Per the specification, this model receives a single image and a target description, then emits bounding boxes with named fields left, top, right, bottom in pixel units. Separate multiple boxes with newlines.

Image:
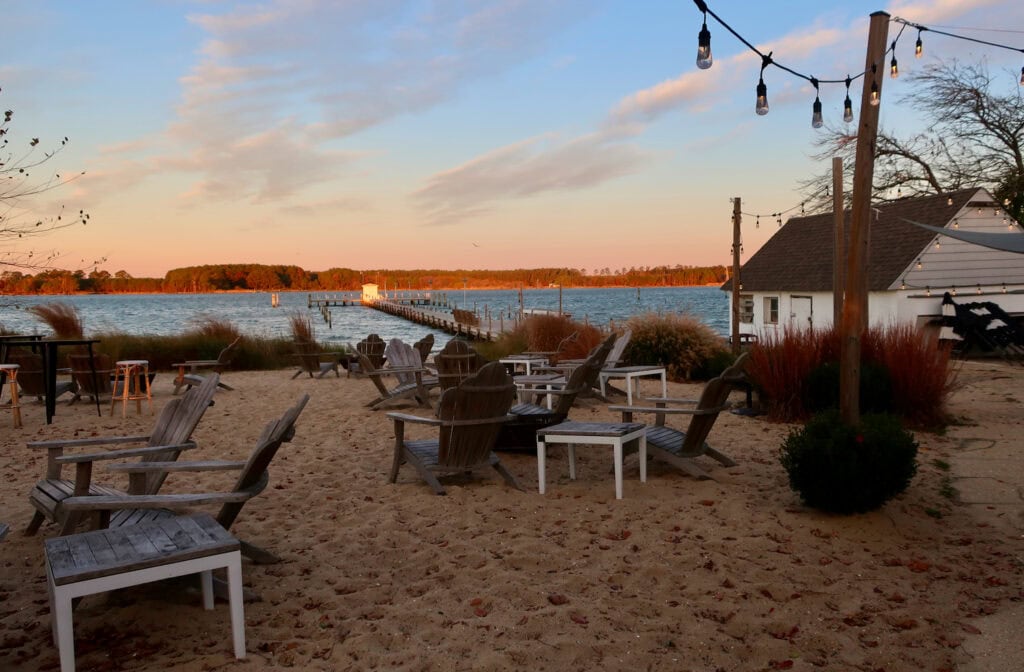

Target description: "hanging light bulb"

left=953, top=218, right=959, bottom=229
left=809, top=78, right=823, bottom=128
left=947, top=195, right=953, bottom=206
left=915, top=30, right=923, bottom=58
left=1020, top=65, right=1024, bottom=86
left=756, top=77, right=769, bottom=115
left=977, top=284, right=982, bottom=295
left=901, top=278, right=906, bottom=290
left=926, top=286, right=931, bottom=297
left=843, top=76, right=854, bottom=123
left=870, top=79, right=880, bottom=106
left=890, top=42, right=899, bottom=79
left=696, top=15, right=713, bottom=69
left=755, top=215, right=760, bottom=229
left=916, top=258, right=923, bottom=270
left=951, top=285, right=957, bottom=296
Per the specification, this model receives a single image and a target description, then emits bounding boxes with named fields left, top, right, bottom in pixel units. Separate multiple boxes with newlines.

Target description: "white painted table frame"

left=46, top=548, right=245, bottom=672
left=498, top=355, right=549, bottom=376
left=599, top=366, right=668, bottom=405
left=537, top=424, right=647, bottom=500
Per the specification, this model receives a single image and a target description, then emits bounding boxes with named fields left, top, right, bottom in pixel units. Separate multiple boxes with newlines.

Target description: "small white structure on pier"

left=361, top=283, right=380, bottom=304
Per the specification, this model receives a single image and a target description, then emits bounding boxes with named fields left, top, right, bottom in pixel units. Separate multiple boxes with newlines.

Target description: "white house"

left=722, top=188, right=1024, bottom=337
left=361, top=283, right=380, bottom=303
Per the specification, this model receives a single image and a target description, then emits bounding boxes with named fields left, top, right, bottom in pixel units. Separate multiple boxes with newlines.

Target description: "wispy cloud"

left=412, top=131, right=648, bottom=225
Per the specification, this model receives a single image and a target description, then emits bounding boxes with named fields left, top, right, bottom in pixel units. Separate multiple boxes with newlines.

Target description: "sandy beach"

left=1, top=359, right=1021, bottom=671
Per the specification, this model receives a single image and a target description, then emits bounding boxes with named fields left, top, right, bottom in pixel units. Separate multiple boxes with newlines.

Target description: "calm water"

left=0, top=287, right=729, bottom=344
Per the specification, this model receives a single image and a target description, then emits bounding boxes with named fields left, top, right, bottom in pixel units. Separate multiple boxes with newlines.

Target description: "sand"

left=0, top=359, right=1021, bottom=672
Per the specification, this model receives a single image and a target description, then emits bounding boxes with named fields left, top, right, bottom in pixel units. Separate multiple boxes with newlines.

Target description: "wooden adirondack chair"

left=67, top=353, right=115, bottom=404
left=24, top=373, right=220, bottom=536
left=172, top=335, right=241, bottom=394
left=291, top=341, right=341, bottom=379
left=58, top=394, right=309, bottom=565
left=383, top=338, right=439, bottom=387
left=6, top=351, right=77, bottom=403
left=495, top=333, right=616, bottom=450
left=358, top=351, right=436, bottom=410
left=609, top=353, right=749, bottom=480
left=387, top=362, right=519, bottom=495
left=433, top=338, right=488, bottom=391
left=344, top=333, right=387, bottom=377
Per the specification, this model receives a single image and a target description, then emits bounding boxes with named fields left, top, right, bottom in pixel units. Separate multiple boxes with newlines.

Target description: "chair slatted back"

left=6, top=352, right=48, bottom=396
left=436, top=362, right=515, bottom=469
left=673, top=352, right=749, bottom=457
left=67, top=353, right=113, bottom=396
left=434, top=339, right=487, bottom=391
left=217, top=394, right=309, bottom=529
left=357, top=334, right=386, bottom=369
left=413, top=334, right=434, bottom=366
left=384, top=339, right=421, bottom=385
left=138, top=372, right=220, bottom=495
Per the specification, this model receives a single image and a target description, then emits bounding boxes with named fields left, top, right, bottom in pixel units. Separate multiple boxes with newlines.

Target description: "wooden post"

left=832, top=157, right=845, bottom=328
left=731, top=197, right=742, bottom=355
left=840, top=11, right=890, bottom=426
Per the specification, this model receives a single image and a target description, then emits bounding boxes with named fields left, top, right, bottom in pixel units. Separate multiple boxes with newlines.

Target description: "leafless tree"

left=0, top=87, right=91, bottom=270
left=800, top=61, right=1024, bottom=222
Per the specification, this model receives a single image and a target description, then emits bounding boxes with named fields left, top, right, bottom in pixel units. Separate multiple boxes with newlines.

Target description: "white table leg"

left=659, top=371, right=667, bottom=398
left=227, top=553, right=246, bottom=659
left=613, top=438, right=623, bottom=499
left=625, top=374, right=633, bottom=405
left=536, top=436, right=546, bottom=494
left=201, top=570, right=214, bottom=610
left=639, top=432, right=647, bottom=483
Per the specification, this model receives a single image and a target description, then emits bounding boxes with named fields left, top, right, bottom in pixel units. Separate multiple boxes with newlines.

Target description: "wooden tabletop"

left=537, top=421, right=646, bottom=438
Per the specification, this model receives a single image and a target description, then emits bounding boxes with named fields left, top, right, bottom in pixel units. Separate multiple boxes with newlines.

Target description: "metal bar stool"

left=110, top=360, right=152, bottom=417
left=0, top=363, right=21, bottom=428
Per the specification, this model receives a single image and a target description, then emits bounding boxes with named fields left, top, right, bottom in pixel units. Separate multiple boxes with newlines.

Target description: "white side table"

left=536, top=421, right=647, bottom=499
left=44, top=514, right=245, bottom=672
left=599, top=366, right=668, bottom=405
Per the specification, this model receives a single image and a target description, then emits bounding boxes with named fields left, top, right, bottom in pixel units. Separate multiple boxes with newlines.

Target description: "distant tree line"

left=0, top=263, right=727, bottom=295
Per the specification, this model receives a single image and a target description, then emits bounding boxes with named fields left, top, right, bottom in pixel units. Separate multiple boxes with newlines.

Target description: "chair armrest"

left=60, top=491, right=253, bottom=512
left=105, top=459, right=247, bottom=473
left=27, top=434, right=152, bottom=450
left=54, top=441, right=199, bottom=464
left=608, top=404, right=728, bottom=416
left=439, top=415, right=515, bottom=428
left=386, top=412, right=441, bottom=426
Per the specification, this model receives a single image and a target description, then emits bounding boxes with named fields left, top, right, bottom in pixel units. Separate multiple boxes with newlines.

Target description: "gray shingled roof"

left=722, top=188, right=982, bottom=292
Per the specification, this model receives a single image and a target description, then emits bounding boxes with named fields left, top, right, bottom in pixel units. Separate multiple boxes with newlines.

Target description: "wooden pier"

left=306, top=292, right=521, bottom=341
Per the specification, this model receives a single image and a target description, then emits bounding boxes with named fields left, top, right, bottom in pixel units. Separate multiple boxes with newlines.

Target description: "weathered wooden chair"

left=433, top=338, right=488, bottom=391
left=24, top=373, right=220, bottom=536
left=57, top=394, right=310, bottom=566
left=387, top=362, right=519, bottom=495
left=495, top=334, right=615, bottom=450
left=609, top=353, right=749, bottom=480
left=358, top=349, right=437, bottom=411
left=344, top=333, right=387, bottom=377
left=383, top=338, right=438, bottom=387
left=413, top=334, right=434, bottom=367
left=172, top=335, right=241, bottom=394
left=68, top=352, right=115, bottom=404
left=291, top=341, right=341, bottom=379
left=7, top=351, right=77, bottom=403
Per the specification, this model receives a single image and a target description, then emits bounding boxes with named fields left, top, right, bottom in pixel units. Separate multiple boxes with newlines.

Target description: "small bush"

left=28, top=302, right=84, bottom=339
left=780, top=410, right=918, bottom=514
left=624, top=312, right=728, bottom=381
left=483, top=315, right=602, bottom=361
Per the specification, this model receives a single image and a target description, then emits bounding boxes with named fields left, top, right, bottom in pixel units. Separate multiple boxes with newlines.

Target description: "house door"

left=790, top=295, right=813, bottom=329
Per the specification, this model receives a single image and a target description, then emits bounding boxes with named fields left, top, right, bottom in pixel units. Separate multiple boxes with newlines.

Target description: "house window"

left=764, top=296, right=780, bottom=324
left=739, top=295, right=754, bottom=323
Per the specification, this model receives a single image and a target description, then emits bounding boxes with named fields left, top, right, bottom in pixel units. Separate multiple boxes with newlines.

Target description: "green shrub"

left=624, top=312, right=730, bottom=382
left=779, top=410, right=918, bottom=514
left=804, top=361, right=892, bottom=415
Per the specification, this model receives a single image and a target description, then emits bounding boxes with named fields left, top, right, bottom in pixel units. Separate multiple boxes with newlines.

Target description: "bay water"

left=0, top=287, right=729, bottom=345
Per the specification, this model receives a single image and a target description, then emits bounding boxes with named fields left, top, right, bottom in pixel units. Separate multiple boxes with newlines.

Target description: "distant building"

left=361, top=283, right=380, bottom=303
left=721, top=188, right=1024, bottom=336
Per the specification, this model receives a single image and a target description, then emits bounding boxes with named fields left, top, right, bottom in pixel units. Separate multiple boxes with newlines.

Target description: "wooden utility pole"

left=839, top=11, right=890, bottom=426
left=832, top=157, right=845, bottom=328
left=731, top=197, right=742, bottom=355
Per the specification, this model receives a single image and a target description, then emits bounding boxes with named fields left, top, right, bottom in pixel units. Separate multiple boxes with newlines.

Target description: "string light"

left=843, top=76, right=854, bottom=123
left=869, top=65, right=880, bottom=106
left=916, top=258, right=923, bottom=269
left=915, top=29, right=924, bottom=58
left=696, top=1, right=713, bottom=69
left=953, top=218, right=959, bottom=229
left=890, top=42, right=899, bottom=78
left=947, top=196, right=954, bottom=205
left=810, top=78, right=823, bottom=128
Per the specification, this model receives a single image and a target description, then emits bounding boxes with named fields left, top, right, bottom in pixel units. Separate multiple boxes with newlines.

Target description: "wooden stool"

left=0, top=363, right=21, bottom=428
left=110, top=360, right=152, bottom=417
left=44, top=514, right=245, bottom=672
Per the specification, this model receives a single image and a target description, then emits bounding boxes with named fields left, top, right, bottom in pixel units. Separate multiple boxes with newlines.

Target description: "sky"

left=4, top=0, right=1024, bottom=278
